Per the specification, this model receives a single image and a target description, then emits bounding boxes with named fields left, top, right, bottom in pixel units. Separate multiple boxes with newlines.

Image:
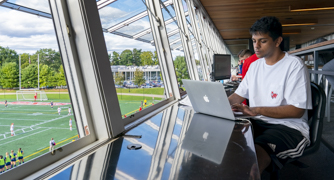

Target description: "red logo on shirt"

left=271, top=91, right=278, bottom=99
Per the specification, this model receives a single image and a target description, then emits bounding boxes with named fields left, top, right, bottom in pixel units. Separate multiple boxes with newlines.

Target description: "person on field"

left=10, top=150, right=16, bottom=167
left=57, top=107, right=61, bottom=115
left=10, top=123, right=15, bottom=136
left=5, top=152, right=11, bottom=170
left=69, top=118, right=73, bottom=131
left=17, top=148, right=24, bottom=164
left=0, top=155, right=5, bottom=173
left=50, top=138, right=56, bottom=152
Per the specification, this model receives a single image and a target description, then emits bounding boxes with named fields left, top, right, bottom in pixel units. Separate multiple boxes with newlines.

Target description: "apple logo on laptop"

left=203, top=95, right=209, bottom=102
left=203, top=132, right=209, bottom=141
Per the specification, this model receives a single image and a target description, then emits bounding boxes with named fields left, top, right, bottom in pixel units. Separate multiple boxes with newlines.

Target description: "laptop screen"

left=213, top=54, right=231, bottom=80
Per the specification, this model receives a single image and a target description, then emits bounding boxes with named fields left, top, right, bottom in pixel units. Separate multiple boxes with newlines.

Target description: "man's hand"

left=231, top=103, right=258, bottom=116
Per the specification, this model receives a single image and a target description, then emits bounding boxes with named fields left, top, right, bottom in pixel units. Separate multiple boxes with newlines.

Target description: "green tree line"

left=0, top=46, right=197, bottom=89
left=0, top=46, right=65, bottom=89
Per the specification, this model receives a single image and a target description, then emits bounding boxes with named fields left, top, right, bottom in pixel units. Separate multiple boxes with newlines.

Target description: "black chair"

left=271, top=82, right=326, bottom=180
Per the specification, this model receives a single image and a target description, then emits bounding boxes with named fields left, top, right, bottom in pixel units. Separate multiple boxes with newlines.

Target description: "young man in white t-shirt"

left=68, top=107, right=71, bottom=115
left=228, top=16, right=312, bottom=177
left=57, top=107, right=61, bottom=115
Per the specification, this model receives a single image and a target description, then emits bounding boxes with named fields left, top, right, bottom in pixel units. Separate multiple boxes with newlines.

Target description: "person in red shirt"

left=241, top=53, right=259, bottom=79
left=231, top=49, right=252, bottom=81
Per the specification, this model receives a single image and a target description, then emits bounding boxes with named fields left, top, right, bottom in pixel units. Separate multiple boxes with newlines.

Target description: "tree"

left=132, top=48, right=142, bottom=66
left=174, top=56, right=189, bottom=85
left=120, top=49, right=133, bottom=65
left=0, top=62, right=19, bottom=88
left=57, top=65, right=67, bottom=86
left=133, top=68, right=145, bottom=86
left=153, top=51, right=159, bottom=65
left=195, top=59, right=200, bottom=65
left=21, top=64, right=38, bottom=88
left=0, top=46, right=18, bottom=66
left=114, top=72, right=124, bottom=86
left=39, top=64, right=52, bottom=88
left=20, top=53, right=32, bottom=70
left=34, top=48, right=62, bottom=72
left=140, top=51, right=153, bottom=65
left=111, top=51, right=120, bottom=65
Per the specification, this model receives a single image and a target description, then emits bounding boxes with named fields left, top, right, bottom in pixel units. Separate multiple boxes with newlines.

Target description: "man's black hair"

left=249, top=16, right=282, bottom=41
left=237, top=49, right=253, bottom=57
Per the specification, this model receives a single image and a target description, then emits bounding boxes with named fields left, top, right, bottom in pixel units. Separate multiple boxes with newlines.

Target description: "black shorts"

left=250, top=119, right=309, bottom=171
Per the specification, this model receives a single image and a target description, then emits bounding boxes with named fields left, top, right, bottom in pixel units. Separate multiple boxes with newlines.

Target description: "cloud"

left=0, top=7, right=57, bottom=54
left=0, top=1, right=183, bottom=60
left=15, top=0, right=51, bottom=13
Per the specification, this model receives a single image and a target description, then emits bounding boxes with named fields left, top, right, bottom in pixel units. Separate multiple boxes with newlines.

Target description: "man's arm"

left=228, top=93, right=245, bottom=105
left=232, top=104, right=305, bottom=118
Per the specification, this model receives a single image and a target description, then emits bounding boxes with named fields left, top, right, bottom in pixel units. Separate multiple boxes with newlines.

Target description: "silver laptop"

left=182, top=79, right=251, bottom=120
left=181, top=113, right=234, bottom=164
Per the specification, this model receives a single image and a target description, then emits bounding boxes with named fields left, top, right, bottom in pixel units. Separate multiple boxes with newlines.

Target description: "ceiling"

left=199, top=0, right=334, bottom=56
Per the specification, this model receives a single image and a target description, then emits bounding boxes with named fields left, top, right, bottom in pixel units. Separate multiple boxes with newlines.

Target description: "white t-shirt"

left=235, top=52, right=312, bottom=141
left=10, top=125, right=14, bottom=131
left=69, top=120, right=72, bottom=125
left=68, top=108, right=71, bottom=113
left=58, top=108, right=61, bottom=112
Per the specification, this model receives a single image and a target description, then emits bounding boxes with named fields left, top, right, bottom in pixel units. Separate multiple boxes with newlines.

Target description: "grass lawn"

left=0, top=104, right=77, bottom=163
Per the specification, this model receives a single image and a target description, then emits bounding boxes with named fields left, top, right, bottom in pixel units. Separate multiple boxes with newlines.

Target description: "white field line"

left=0, top=125, right=70, bottom=130
left=0, top=128, right=51, bottom=145
left=1, top=108, right=64, bottom=111
left=0, top=118, right=45, bottom=121
left=0, top=125, right=31, bottom=127
left=0, top=127, right=41, bottom=136
left=0, top=115, right=70, bottom=139
left=30, top=115, right=70, bottom=128
left=0, top=112, right=62, bottom=116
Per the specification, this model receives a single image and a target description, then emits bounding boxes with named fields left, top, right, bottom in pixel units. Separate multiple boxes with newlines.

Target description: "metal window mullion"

left=57, top=0, right=125, bottom=138
left=172, top=0, right=199, bottom=81
left=199, top=14, right=213, bottom=66
left=213, top=32, right=219, bottom=53
left=195, top=9, right=211, bottom=73
left=50, top=1, right=88, bottom=138
left=186, top=0, right=208, bottom=81
left=147, top=0, right=180, bottom=99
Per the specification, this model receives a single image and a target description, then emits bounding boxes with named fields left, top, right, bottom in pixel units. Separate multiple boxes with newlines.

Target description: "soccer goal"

left=16, top=90, right=48, bottom=101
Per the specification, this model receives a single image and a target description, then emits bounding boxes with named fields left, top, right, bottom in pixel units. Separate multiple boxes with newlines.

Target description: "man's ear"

left=275, top=36, right=283, bottom=47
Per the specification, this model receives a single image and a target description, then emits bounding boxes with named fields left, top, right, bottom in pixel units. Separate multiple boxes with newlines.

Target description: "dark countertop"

left=50, top=104, right=260, bottom=180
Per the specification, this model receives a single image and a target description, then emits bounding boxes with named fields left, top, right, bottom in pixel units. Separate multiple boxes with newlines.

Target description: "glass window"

left=0, top=2, right=81, bottom=168
left=99, top=0, right=166, bottom=119
left=159, top=1, right=190, bottom=87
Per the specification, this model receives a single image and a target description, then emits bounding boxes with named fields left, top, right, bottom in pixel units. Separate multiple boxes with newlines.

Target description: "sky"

left=0, top=0, right=183, bottom=58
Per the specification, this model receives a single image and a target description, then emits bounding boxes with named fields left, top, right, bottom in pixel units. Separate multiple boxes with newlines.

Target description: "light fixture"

left=282, top=23, right=316, bottom=27
left=290, top=6, right=334, bottom=12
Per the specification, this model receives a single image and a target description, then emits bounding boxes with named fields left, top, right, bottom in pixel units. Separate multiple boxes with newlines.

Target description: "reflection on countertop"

left=50, top=104, right=260, bottom=180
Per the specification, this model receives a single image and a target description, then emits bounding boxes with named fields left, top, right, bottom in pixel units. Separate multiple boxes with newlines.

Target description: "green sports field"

left=0, top=89, right=163, bottom=165
left=0, top=103, right=77, bottom=163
